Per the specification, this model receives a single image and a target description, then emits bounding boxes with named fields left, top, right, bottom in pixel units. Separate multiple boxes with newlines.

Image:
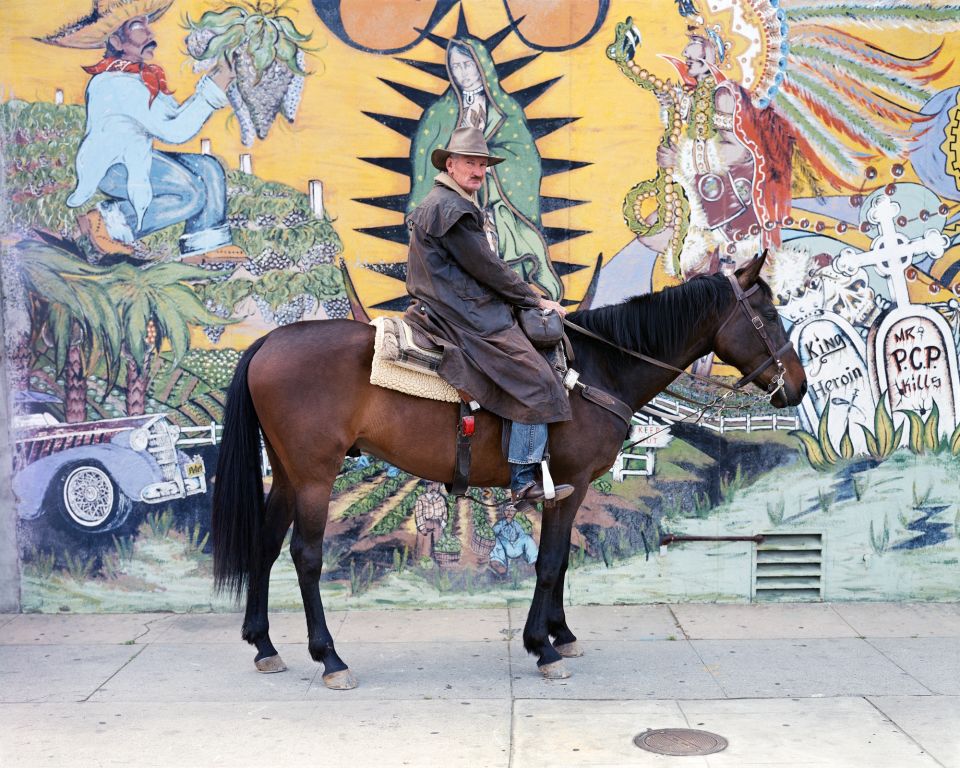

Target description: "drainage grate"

left=754, top=532, right=823, bottom=601
left=634, top=728, right=728, bottom=756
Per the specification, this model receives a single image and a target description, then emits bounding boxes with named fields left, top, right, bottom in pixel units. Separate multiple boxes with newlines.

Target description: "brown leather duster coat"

left=404, top=179, right=572, bottom=425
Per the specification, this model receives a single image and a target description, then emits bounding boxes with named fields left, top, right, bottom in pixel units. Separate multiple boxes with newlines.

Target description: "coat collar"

left=434, top=172, right=480, bottom=210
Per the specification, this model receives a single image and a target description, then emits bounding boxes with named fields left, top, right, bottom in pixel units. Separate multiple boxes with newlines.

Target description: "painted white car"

left=14, top=409, right=206, bottom=534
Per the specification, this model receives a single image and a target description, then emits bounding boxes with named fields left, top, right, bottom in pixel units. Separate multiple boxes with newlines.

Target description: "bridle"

left=564, top=273, right=793, bottom=403
left=560, top=273, right=796, bottom=447
left=715, top=273, right=793, bottom=401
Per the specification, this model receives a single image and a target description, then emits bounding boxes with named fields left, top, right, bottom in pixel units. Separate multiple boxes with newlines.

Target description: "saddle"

left=369, top=316, right=571, bottom=404
left=370, top=317, right=475, bottom=494
left=369, top=317, right=625, bottom=501
left=369, top=317, right=459, bottom=403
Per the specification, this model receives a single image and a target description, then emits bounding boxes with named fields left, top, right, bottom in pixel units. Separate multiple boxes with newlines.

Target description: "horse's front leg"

left=548, top=545, right=583, bottom=659
left=523, top=491, right=584, bottom=678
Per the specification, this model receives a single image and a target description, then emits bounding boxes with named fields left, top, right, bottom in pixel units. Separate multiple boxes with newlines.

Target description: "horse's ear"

left=735, top=249, right=768, bottom=290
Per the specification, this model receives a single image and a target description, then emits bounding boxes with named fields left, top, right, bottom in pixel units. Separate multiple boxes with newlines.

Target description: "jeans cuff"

left=179, top=224, right=231, bottom=256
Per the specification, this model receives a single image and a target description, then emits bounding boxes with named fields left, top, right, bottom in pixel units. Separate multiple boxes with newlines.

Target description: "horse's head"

left=713, top=252, right=807, bottom=408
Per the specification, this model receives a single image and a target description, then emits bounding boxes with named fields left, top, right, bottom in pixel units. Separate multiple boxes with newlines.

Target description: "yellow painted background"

left=2, top=0, right=959, bottom=307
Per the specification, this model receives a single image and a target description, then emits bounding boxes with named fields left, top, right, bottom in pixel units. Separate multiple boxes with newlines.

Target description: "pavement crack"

left=130, top=615, right=172, bottom=644
left=81, top=645, right=146, bottom=702
left=667, top=605, right=690, bottom=640
left=828, top=603, right=863, bottom=637
left=685, top=637, right=731, bottom=699
left=865, top=695, right=947, bottom=768
left=863, top=637, right=937, bottom=695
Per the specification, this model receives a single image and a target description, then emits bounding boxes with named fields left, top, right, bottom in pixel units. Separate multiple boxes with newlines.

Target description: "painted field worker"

left=404, top=126, right=573, bottom=511
left=409, top=37, right=564, bottom=301
left=38, top=0, right=245, bottom=264
left=414, top=482, right=449, bottom=560
left=489, top=503, right=538, bottom=576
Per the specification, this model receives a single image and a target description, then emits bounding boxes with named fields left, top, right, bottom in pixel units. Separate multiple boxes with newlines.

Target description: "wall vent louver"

left=753, top=533, right=823, bottom=601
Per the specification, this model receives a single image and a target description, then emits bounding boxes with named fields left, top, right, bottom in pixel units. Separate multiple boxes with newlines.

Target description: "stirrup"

left=540, top=459, right=556, bottom=499
left=512, top=481, right=574, bottom=505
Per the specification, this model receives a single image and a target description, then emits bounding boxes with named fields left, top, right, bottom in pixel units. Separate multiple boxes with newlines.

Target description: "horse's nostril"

left=799, top=380, right=808, bottom=399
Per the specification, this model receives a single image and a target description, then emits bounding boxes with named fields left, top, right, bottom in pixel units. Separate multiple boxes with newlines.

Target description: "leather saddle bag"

left=517, top=307, right=564, bottom=349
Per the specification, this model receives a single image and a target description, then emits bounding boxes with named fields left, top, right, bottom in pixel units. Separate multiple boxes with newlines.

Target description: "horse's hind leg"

left=242, top=478, right=293, bottom=673
left=290, top=481, right=356, bottom=690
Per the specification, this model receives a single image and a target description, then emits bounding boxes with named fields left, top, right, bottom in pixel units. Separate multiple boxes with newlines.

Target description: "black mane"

left=568, top=274, right=771, bottom=359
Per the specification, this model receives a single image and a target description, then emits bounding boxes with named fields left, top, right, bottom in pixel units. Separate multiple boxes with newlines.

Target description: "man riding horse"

left=210, top=128, right=807, bottom=688
left=403, top=126, right=574, bottom=509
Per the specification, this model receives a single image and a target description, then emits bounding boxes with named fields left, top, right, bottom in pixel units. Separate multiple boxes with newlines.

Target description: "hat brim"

left=431, top=147, right=505, bottom=172
left=38, top=0, right=174, bottom=49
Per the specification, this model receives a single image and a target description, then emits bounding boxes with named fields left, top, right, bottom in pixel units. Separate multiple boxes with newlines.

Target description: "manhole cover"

left=634, top=728, right=728, bottom=756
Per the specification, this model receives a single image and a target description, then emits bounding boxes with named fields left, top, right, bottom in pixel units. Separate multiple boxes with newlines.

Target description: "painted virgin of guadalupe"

left=408, top=37, right=564, bottom=301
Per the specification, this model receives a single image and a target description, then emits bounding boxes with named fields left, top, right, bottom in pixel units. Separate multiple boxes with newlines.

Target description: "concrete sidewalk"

left=1, top=602, right=958, bottom=767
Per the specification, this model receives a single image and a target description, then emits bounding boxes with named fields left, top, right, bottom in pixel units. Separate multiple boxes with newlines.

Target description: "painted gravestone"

left=832, top=191, right=957, bottom=440
left=793, top=314, right=876, bottom=453
left=871, top=306, right=960, bottom=437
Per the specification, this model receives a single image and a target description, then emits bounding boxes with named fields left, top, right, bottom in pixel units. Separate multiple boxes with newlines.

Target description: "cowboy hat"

left=37, top=0, right=174, bottom=49
left=431, top=126, right=505, bottom=171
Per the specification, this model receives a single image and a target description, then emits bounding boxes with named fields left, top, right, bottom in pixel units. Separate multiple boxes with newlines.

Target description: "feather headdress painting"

left=684, top=0, right=960, bottom=189
left=607, top=0, right=960, bottom=282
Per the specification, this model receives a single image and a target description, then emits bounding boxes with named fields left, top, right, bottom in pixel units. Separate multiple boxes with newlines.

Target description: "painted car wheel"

left=51, top=461, right=134, bottom=533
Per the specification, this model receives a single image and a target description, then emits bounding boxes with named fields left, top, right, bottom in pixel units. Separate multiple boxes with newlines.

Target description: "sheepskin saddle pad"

left=369, top=316, right=459, bottom=403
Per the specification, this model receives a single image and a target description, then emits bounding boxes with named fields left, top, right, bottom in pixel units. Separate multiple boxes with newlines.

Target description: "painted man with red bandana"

left=39, top=0, right=243, bottom=263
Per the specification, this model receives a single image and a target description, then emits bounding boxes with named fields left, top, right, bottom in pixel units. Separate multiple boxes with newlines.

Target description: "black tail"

left=212, top=336, right=268, bottom=599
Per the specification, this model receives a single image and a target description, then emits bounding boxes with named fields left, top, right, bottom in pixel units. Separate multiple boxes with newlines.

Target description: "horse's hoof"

left=255, top=655, right=287, bottom=673
left=323, top=669, right=358, bottom=690
left=539, top=660, right=571, bottom=680
left=554, top=641, right=584, bottom=658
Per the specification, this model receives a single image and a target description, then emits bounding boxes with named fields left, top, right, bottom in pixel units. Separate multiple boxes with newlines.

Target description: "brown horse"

left=211, top=254, right=806, bottom=688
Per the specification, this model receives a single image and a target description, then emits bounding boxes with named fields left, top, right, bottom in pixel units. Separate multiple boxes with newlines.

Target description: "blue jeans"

left=508, top=422, right=547, bottom=464
left=98, top=151, right=230, bottom=256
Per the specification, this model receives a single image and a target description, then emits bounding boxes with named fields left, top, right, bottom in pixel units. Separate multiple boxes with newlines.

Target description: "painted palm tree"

left=11, top=241, right=121, bottom=422
left=104, top=262, right=226, bottom=416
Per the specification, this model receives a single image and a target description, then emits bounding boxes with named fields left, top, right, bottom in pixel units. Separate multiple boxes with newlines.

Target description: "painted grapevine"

left=184, top=2, right=312, bottom=145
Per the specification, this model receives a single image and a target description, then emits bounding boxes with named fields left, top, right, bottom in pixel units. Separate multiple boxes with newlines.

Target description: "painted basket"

left=434, top=549, right=461, bottom=566
left=471, top=531, right=495, bottom=558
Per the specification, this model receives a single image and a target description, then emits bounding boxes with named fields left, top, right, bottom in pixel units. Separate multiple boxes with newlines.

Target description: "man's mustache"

left=141, top=40, right=158, bottom=54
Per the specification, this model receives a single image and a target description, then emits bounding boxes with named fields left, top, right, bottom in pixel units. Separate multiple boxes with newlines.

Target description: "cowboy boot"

left=77, top=209, right=134, bottom=256
left=510, top=463, right=574, bottom=510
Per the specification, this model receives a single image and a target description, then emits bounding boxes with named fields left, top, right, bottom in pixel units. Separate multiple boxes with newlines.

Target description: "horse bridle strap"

left=561, top=317, right=743, bottom=395
left=718, top=274, right=791, bottom=394
left=562, top=274, right=792, bottom=398
left=577, top=383, right=636, bottom=428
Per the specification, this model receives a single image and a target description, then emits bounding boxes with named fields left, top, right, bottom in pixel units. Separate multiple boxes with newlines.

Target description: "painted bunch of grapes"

left=184, top=2, right=311, bottom=146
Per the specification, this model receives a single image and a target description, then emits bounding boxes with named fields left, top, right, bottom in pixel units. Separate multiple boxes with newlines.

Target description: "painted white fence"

left=641, top=395, right=799, bottom=434
left=611, top=448, right=655, bottom=480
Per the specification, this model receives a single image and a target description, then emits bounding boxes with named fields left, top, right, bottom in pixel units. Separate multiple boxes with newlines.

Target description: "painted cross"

left=834, top=194, right=949, bottom=308
left=831, top=192, right=960, bottom=437
left=792, top=313, right=877, bottom=454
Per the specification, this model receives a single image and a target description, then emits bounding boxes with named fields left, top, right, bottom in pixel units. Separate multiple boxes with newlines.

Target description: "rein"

left=563, top=274, right=794, bottom=450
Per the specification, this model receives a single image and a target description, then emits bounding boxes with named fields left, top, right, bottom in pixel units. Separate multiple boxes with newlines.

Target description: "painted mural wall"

left=2, top=0, right=960, bottom=612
